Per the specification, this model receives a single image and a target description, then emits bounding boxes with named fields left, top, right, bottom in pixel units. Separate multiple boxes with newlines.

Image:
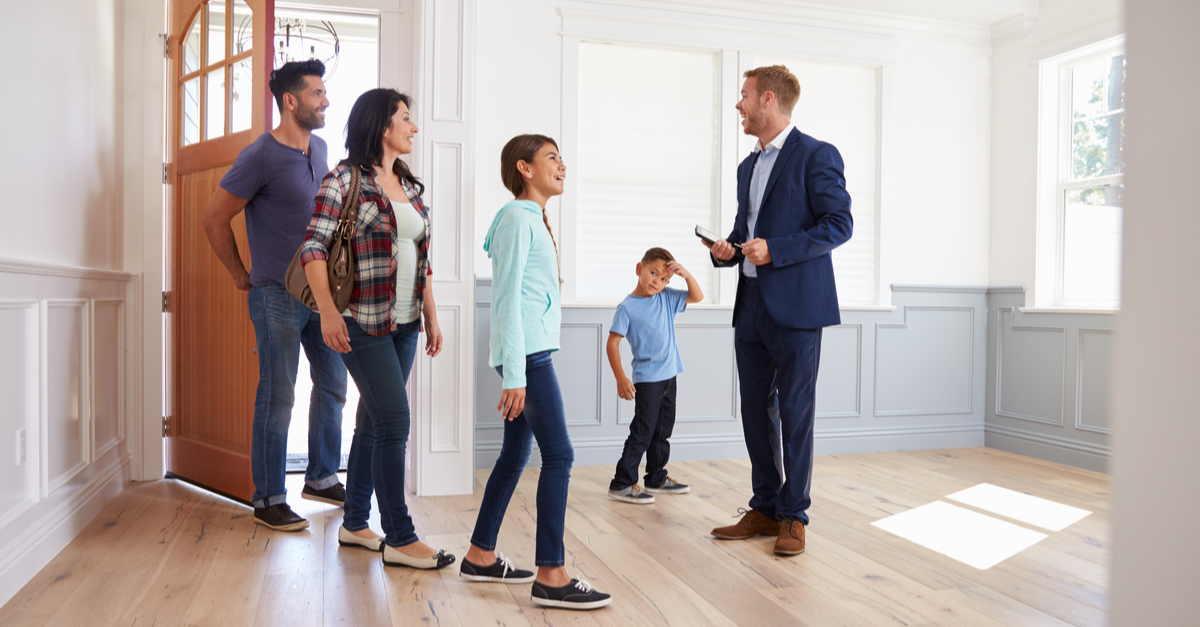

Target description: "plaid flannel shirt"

left=302, top=163, right=432, bottom=337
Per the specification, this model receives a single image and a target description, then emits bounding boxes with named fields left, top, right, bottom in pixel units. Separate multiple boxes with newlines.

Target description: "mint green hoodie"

left=483, top=200, right=561, bottom=389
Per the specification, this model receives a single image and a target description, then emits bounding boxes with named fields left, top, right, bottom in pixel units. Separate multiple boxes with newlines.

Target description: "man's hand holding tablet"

left=696, top=225, right=740, bottom=261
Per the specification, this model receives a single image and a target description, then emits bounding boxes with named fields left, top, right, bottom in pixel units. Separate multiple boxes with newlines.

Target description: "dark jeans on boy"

left=609, top=376, right=677, bottom=490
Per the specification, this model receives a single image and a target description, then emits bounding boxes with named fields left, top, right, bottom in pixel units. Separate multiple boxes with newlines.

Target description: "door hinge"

left=160, top=33, right=169, bottom=59
left=162, top=416, right=170, bottom=437
left=162, top=291, right=170, bottom=312
left=162, top=162, right=169, bottom=184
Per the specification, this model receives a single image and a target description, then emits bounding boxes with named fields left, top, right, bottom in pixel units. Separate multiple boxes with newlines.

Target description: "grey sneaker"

left=645, top=476, right=690, bottom=495
left=608, top=484, right=655, bottom=504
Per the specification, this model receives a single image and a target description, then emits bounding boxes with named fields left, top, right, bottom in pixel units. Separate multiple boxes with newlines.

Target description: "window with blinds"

left=753, top=56, right=881, bottom=306
left=575, top=42, right=722, bottom=303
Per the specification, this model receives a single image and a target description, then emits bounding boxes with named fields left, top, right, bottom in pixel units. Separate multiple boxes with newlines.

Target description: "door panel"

left=167, top=0, right=272, bottom=502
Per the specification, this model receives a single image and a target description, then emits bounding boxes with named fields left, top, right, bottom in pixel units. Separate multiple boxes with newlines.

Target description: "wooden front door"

left=166, top=0, right=273, bottom=502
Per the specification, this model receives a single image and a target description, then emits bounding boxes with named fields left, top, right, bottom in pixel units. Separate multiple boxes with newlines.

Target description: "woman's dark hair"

left=500, top=134, right=561, bottom=280
left=341, top=88, right=424, bottom=197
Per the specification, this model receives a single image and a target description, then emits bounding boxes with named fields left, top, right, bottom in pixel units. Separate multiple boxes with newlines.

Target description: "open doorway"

left=277, top=6, right=380, bottom=471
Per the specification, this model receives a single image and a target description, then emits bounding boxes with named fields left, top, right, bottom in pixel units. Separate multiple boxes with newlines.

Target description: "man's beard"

left=296, top=104, right=325, bottom=130
left=742, top=109, right=766, bottom=136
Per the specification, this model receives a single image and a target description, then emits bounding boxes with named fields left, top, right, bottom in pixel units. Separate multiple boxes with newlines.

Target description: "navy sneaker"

left=645, top=476, right=690, bottom=494
left=531, top=578, right=613, bottom=610
left=608, top=484, right=655, bottom=504
left=459, top=552, right=536, bottom=583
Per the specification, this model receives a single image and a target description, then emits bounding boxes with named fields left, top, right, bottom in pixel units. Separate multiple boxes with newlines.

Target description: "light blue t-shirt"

left=610, top=287, right=688, bottom=384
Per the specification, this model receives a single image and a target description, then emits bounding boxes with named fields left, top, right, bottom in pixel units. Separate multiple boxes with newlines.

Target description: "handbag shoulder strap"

left=335, top=166, right=363, bottom=234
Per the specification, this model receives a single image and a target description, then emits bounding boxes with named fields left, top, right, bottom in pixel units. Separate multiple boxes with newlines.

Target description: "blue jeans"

left=610, top=376, right=677, bottom=490
left=734, top=278, right=822, bottom=524
left=248, top=283, right=347, bottom=509
left=338, top=318, right=421, bottom=547
left=470, top=351, right=574, bottom=567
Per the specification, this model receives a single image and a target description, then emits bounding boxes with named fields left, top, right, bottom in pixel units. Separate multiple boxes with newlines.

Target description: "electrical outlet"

left=16, top=428, right=25, bottom=465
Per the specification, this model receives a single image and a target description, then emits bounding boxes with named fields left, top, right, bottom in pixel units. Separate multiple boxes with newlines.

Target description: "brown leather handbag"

left=285, top=166, right=362, bottom=312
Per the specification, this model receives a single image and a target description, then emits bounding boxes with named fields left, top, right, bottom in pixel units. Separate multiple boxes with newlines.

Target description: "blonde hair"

left=744, top=65, right=801, bottom=115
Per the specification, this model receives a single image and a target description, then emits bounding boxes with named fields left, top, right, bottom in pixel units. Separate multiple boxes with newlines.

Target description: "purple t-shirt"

left=219, top=132, right=330, bottom=287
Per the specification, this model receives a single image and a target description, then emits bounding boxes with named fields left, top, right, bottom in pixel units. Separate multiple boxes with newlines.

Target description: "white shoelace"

left=496, top=551, right=517, bottom=577
left=573, top=578, right=595, bottom=593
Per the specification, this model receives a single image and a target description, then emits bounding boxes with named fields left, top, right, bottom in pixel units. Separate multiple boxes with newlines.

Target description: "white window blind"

left=754, top=56, right=880, bottom=306
left=575, top=42, right=721, bottom=303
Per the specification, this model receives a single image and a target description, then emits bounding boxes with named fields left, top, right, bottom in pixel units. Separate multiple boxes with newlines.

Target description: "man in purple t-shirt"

left=201, top=60, right=346, bottom=531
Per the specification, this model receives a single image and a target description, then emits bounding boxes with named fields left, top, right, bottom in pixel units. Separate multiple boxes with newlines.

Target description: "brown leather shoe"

left=711, top=508, right=781, bottom=539
left=774, top=519, right=806, bottom=556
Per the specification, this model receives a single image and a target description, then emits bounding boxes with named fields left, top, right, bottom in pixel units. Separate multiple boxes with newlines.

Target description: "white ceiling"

left=650, top=0, right=1029, bottom=25
left=800, top=0, right=1027, bottom=24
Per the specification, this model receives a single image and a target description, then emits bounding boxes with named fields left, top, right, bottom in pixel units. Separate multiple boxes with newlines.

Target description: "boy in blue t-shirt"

left=607, top=248, right=705, bottom=504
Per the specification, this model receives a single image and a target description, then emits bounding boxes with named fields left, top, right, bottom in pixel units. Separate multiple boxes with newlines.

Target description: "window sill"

left=1018, top=307, right=1120, bottom=315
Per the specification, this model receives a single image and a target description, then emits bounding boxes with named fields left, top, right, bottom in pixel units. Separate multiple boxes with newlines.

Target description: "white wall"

left=473, top=0, right=564, bottom=279
left=988, top=0, right=1123, bottom=296
left=1109, top=0, right=1200, bottom=623
left=889, top=37, right=992, bottom=286
left=0, top=0, right=160, bottom=608
left=3, top=0, right=125, bottom=270
left=471, top=0, right=995, bottom=291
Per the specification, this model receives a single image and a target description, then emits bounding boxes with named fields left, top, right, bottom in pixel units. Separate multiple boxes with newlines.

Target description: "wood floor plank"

left=42, top=481, right=210, bottom=627
left=120, top=491, right=236, bottom=623
left=183, top=506, right=274, bottom=626
left=1, top=449, right=1112, bottom=627
left=0, top=481, right=166, bottom=627
left=253, top=501, right=326, bottom=627
left=321, top=513, right=391, bottom=627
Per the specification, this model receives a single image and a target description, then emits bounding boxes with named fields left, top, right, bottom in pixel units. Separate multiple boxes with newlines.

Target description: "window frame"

left=1036, top=36, right=1125, bottom=310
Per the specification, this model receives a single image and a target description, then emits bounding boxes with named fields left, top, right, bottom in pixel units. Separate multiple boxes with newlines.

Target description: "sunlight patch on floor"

left=871, top=501, right=1048, bottom=570
left=946, top=483, right=1091, bottom=531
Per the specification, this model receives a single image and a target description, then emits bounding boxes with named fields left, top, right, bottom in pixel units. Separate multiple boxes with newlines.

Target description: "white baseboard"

left=474, top=423, right=985, bottom=470
left=0, top=455, right=132, bottom=608
left=985, top=423, right=1109, bottom=473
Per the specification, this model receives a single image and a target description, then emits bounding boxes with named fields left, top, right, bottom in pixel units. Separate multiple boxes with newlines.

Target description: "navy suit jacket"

left=714, top=128, right=853, bottom=330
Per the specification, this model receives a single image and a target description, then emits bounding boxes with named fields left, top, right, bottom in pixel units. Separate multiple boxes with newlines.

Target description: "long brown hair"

left=500, top=134, right=560, bottom=280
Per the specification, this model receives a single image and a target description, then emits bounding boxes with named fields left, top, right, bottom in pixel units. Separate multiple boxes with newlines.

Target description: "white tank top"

left=390, top=201, right=426, bottom=324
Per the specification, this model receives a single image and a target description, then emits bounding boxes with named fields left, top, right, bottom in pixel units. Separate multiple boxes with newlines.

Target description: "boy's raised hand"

left=617, top=376, right=636, bottom=401
left=665, top=261, right=692, bottom=280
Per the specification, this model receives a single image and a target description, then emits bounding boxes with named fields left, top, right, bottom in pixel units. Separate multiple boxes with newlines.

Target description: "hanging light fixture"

left=235, top=13, right=341, bottom=78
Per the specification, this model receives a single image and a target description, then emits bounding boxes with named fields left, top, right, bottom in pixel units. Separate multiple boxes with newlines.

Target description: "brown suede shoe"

left=773, top=519, right=806, bottom=556
left=711, top=508, right=782, bottom=540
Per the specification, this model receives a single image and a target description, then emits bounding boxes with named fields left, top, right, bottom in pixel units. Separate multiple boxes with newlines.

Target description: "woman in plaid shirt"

left=301, top=88, right=453, bottom=570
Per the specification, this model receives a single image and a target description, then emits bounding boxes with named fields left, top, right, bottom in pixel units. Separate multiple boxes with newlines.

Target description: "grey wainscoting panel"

left=984, top=288, right=1113, bottom=472
left=616, top=323, right=739, bottom=425
left=874, top=307, right=974, bottom=416
left=1076, top=328, right=1114, bottom=434
left=475, top=279, right=988, bottom=470
left=996, top=308, right=1066, bottom=426
left=816, top=324, right=861, bottom=417
left=557, top=322, right=605, bottom=427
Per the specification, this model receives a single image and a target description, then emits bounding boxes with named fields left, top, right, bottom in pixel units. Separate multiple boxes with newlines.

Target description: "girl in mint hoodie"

left=460, top=135, right=612, bottom=610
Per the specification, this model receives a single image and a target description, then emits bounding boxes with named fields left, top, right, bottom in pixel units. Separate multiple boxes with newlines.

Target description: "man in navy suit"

left=706, top=65, right=853, bottom=556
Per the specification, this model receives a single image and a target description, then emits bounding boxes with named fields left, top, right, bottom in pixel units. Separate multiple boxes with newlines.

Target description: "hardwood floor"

left=0, top=448, right=1109, bottom=626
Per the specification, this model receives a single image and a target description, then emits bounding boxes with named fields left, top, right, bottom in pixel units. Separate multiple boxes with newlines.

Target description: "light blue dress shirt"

left=743, top=123, right=795, bottom=278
